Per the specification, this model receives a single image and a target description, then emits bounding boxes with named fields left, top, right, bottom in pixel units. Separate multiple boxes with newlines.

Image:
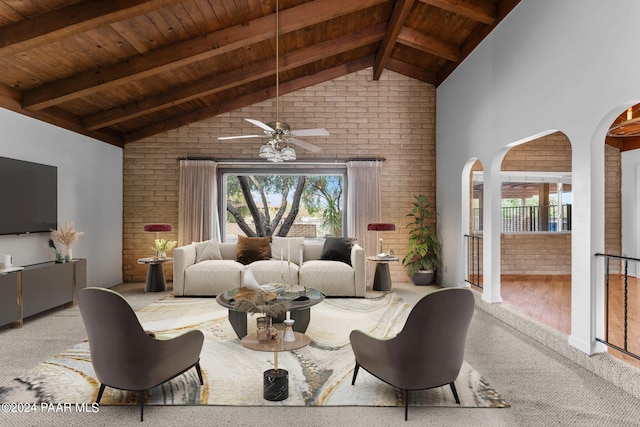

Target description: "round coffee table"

left=216, top=287, right=324, bottom=339
left=241, top=331, right=310, bottom=401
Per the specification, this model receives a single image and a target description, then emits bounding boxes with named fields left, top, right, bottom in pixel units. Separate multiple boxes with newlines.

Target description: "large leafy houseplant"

left=402, top=194, right=442, bottom=284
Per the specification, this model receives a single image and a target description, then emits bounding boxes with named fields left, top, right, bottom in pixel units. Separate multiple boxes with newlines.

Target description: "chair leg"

left=139, top=390, right=144, bottom=422
left=96, top=384, right=106, bottom=404
left=351, top=362, right=360, bottom=385
left=450, top=382, right=460, bottom=404
left=195, top=362, right=204, bottom=385
left=404, top=389, right=409, bottom=421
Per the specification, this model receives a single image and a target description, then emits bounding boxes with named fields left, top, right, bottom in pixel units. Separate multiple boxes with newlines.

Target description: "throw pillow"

left=271, top=236, right=305, bottom=265
left=236, top=235, right=271, bottom=265
left=195, top=240, right=222, bottom=262
left=320, top=237, right=354, bottom=266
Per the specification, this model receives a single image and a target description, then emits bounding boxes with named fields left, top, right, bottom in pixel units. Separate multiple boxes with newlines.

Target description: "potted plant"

left=402, top=194, right=442, bottom=285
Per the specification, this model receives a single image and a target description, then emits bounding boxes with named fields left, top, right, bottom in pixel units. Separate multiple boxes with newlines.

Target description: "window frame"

left=217, top=164, right=348, bottom=242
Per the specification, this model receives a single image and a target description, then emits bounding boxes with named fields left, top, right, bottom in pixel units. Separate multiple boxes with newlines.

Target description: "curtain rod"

left=176, top=157, right=386, bottom=165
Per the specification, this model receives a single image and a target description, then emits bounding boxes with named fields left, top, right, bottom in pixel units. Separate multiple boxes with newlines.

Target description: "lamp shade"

left=143, top=223, right=173, bottom=233
left=367, top=223, right=395, bottom=231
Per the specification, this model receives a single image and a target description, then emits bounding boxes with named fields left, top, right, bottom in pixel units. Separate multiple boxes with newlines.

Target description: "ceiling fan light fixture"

left=259, top=144, right=276, bottom=158
left=280, top=146, right=296, bottom=161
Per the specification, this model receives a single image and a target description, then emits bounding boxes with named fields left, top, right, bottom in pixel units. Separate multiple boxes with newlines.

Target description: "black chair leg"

left=195, top=362, right=204, bottom=385
left=96, top=384, right=105, bottom=404
left=450, top=382, right=460, bottom=404
left=139, top=390, right=144, bottom=422
left=351, top=362, right=360, bottom=385
left=404, top=389, right=409, bottom=421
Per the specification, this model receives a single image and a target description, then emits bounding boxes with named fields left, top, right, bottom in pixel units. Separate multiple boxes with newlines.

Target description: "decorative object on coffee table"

left=217, top=286, right=324, bottom=339
left=283, top=319, right=296, bottom=342
left=402, top=194, right=441, bottom=285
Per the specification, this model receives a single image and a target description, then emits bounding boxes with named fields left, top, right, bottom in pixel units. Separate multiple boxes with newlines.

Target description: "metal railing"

left=464, top=234, right=483, bottom=288
left=472, top=204, right=572, bottom=232
left=595, top=253, right=640, bottom=362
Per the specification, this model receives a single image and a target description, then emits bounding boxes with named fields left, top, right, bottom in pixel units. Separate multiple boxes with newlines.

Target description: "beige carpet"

left=0, top=292, right=508, bottom=409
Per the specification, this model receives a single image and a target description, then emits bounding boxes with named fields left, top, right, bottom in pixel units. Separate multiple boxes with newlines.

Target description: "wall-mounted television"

left=0, top=157, right=57, bottom=235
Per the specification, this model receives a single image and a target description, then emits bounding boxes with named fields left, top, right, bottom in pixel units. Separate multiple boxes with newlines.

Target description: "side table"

left=241, top=331, right=311, bottom=401
left=137, top=257, right=172, bottom=292
left=367, top=255, right=399, bottom=291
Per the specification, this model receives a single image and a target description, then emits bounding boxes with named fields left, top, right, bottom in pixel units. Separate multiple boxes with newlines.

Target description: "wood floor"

left=475, top=274, right=640, bottom=369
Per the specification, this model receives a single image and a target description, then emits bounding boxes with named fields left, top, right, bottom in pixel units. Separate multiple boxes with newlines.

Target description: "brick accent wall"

left=605, top=143, right=622, bottom=272
left=123, top=68, right=436, bottom=284
left=499, top=132, right=573, bottom=274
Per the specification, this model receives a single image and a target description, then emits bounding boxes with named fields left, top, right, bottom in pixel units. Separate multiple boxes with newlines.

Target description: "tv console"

left=0, top=259, right=86, bottom=328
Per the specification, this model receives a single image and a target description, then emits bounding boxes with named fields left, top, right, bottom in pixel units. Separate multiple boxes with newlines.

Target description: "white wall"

left=437, top=0, right=640, bottom=354
left=0, top=108, right=122, bottom=287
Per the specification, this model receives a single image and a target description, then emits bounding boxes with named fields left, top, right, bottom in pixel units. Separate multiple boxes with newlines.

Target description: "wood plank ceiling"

left=0, top=0, right=520, bottom=147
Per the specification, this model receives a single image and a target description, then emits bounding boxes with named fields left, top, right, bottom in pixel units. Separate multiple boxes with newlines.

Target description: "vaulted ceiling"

left=0, top=0, right=519, bottom=147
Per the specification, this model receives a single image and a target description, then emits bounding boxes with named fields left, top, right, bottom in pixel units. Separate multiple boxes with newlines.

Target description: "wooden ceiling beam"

left=373, top=0, right=415, bottom=80
left=385, top=58, right=437, bottom=84
left=123, top=56, right=374, bottom=143
left=22, top=0, right=388, bottom=111
left=84, top=24, right=386, bottom=130
left=418, top=0, right=496, bottom=25
left=0, top=0, right=183, bottom=59
left=0, top=82, right=122, bottom=145
left=396, top=27, right=459, bottom=62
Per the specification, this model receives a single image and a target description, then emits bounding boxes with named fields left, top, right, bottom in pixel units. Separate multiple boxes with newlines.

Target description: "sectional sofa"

left=173, top=236, right=366, bottom=297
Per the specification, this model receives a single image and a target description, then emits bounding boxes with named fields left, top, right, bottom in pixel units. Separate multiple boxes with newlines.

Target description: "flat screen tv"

left=0, top=157, right=57, bottom=235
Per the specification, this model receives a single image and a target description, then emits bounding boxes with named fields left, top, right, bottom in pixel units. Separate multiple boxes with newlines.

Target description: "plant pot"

left=411, top=270, right=435, bottom=286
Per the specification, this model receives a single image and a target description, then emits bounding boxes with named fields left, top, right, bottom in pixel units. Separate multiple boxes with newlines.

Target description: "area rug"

left=0, top=293, right=509, bottom=408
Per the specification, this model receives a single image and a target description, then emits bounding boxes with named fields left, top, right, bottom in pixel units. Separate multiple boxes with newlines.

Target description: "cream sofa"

left=173, top=239, right=365, bottom=297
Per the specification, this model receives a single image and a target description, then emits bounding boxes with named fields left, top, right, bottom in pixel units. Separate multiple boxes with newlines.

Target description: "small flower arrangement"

left=51, top=221, right=84, bottom=248
left=153, top=239, right=177, bottom=259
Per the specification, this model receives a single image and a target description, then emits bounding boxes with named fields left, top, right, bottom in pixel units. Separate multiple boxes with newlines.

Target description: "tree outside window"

left=224, top=173, right=344, bottom=240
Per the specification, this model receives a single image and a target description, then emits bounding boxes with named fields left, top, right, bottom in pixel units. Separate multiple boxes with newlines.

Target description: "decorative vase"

left=283, top=319, right=296, bottom=342
left=257, top=316, right=271, bottom=342
left=65, top=247, right=73, bottom=261
left=157, top=250, right=166, bottom=260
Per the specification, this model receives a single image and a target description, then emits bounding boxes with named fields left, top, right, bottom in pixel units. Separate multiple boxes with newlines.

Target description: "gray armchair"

left=79, top=287, right=204, bottom=421
left=349, top=287, right=475, bottom=421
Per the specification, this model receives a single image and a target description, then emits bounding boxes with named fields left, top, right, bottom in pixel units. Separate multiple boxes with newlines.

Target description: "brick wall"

left=499, top=132, right=573, bottom=274
left=605, top=144, right=622, bottom=272
left=123, top=68, right=436, bottom=284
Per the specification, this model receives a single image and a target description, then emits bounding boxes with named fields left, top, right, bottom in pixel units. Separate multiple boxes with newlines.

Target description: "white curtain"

left=178, top=160, right=220, bottom=245
left=346, top=160, right=383, bottom=281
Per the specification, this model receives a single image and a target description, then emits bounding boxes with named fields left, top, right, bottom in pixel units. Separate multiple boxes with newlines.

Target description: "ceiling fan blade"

left=291, top=128, right=330, bottom=137
left=217, top=134, right=264, bottom=140
left=289, top=138, right=321, bottom=153
left=245, top=118, right=275, bottom=132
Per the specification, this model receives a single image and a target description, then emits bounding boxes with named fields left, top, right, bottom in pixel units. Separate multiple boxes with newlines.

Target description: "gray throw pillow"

left=195, top=240, right=222, bottom=262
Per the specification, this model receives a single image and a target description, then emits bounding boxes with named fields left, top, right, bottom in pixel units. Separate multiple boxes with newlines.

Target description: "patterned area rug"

left=0, top=293, right=509, bottom=408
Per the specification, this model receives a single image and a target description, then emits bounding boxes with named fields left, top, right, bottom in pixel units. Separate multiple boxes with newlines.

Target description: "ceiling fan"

left=217, top=0, right=329, bottom=162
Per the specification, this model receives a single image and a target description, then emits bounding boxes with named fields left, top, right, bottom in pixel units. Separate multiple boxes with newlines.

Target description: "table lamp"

left=143, top=223, right=173, bottom=258
left=367, top=223, right=395, bottom=256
